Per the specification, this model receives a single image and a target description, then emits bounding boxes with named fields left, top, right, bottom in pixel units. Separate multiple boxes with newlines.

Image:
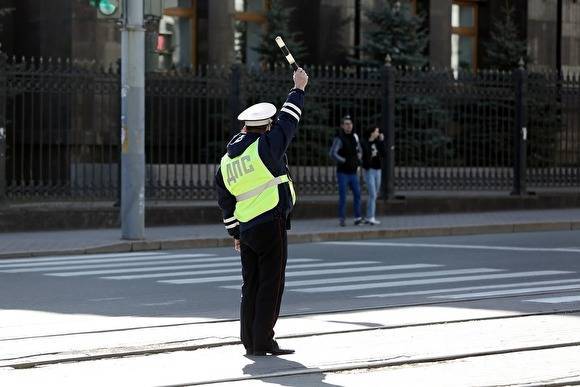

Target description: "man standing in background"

left=329, top=115, right=363, bottom=227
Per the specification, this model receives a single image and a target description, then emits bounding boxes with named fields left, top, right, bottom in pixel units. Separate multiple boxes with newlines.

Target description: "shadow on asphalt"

left=243, top=356, right=344, bottom=387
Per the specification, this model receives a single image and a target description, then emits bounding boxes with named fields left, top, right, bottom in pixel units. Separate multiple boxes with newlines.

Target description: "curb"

left=0, top=221, right=577, bottom=259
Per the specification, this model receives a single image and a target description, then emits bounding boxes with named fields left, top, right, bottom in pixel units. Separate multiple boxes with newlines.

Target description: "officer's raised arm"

left=264, top=68, right=308, bottom=162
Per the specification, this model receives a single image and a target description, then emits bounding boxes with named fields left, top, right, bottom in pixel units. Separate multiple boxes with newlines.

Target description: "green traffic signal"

left=98, top=0, right=118, bottom=16
left=88, top=0, right=119, bottom=17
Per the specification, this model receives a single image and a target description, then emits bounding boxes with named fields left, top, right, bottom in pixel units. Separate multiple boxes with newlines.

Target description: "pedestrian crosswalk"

left=0, top=250, right=578, bottom=305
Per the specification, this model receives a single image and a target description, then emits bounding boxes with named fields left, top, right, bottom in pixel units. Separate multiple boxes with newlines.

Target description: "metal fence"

left=0, top=54, right=578, bottom=201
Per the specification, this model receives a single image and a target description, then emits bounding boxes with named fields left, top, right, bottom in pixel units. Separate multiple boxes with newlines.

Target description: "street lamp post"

left=120, top=0, right=146, bottom=240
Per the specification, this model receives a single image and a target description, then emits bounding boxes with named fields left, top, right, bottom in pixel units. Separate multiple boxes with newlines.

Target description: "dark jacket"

left=329, top=131, right=362, bottom=174
left=215, top=89, right=305, bottom=239
left=361, top=138, right=386, bottom=170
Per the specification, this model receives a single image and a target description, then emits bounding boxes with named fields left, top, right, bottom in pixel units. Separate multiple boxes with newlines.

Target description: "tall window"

left=451, top=1, right=478, bottom=73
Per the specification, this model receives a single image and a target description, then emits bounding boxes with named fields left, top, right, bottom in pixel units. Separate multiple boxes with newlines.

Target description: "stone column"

left=208, top=0, right=235, bottom=64
left=429, top=0, right=452, bottom=69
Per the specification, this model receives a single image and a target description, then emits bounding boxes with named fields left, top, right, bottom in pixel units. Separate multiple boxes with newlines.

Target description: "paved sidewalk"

left=0, top=209, right=579, bottom=258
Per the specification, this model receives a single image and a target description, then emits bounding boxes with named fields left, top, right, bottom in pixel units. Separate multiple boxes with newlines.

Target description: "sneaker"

left=339, top=219, right=346, bottom=227
left=366, top=217, right=381, bottom=225
left=354, top=218, right=363, bottom=226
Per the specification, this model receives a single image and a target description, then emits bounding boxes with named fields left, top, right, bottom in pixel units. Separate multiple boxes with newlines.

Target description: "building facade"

left=0, top=0, right=578, bottom=72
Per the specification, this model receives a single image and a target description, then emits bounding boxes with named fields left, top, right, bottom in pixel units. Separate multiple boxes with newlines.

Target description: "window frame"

left=451, top=0, right=479, bottom=70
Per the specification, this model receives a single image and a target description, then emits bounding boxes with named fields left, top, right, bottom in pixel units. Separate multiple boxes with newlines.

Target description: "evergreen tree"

left=250, top=1, right=336, bottom=178
left=480, top=1, right=562, bottom=170
left=0, top=7, right=14, bottom=38
left=353, top=2, right=452, bottom=167
left=483, top=1, right=529, bottom=70
left=252, top=0, right=306, bottom=67
left=356, top=0, right=428, bottom=68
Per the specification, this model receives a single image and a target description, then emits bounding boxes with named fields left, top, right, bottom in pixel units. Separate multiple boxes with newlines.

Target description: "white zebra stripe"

left=292, top=271, right=571, bottom=293
left=104, top=260, right=375, bottom=280
left=283, top=268, right=502, bottom=288
left=0, top=253, right=214, bottom=269
left=3, top=256, right=243, bottom=273
left=526, top=295, right=580, bottom=304
left=46, top=258, right=317, bottom=277
left=0, top=251, right=165, bottom=264
left=171, top=263, right=443, bottom=285
left=357, top=278, right=580, bottom=298
left=433, top=284, right=580, bottom=299
left=322, top=241, right=580, bottom=253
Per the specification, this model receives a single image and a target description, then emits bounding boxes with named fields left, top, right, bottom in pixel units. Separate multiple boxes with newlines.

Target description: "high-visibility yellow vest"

left=220, top=138, right=296, bottom=223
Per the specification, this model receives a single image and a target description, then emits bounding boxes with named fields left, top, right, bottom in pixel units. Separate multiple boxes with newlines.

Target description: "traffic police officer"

left=215, top=67, right=308, bottom=356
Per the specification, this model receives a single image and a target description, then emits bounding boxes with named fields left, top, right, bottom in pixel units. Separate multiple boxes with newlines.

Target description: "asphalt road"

left=2, top=229, right=580, bottom=322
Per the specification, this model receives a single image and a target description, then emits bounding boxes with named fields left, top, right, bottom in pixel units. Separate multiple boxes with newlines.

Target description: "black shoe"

left=252, top=347, right=295, bottom=356
left=339, top=219, right=346, bottom=227
left=354, top=218, right=363, bottom=226
left=253, top=341, right=295, bottom=356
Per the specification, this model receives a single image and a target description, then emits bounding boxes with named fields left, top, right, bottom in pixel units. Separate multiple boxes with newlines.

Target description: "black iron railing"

left=0, top=54, right=578, bottom=200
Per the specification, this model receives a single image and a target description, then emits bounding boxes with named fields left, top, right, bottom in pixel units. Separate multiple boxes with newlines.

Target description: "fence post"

left=229, top=63, right=242, bottom=139
left=381, top=55, right=396, bottom=200
left=0, top=53, right=7, bottom=206
left=511, top=59, right=528, bottom=196
left=114, top=58, right=122, bottom=207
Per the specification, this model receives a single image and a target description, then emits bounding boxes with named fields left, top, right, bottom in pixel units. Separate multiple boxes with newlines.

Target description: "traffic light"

left=88, top=0, right=122, bottom=19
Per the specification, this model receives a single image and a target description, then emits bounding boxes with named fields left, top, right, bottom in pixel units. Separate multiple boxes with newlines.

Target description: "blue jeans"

left=363, top=168, right=382, bottom=220
left=337, top=172, right=361, bottom=220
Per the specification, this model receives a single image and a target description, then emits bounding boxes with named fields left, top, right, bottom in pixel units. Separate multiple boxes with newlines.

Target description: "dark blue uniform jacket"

left=215, top=89, right=305, bottom=239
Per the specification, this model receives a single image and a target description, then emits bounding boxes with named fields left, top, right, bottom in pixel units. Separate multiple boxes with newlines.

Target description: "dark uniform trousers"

left=239, top=211, right=288, bottom=352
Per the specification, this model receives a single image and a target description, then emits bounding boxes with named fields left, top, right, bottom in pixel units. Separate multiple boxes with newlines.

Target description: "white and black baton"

left=275, top=36, right=299, bottom=71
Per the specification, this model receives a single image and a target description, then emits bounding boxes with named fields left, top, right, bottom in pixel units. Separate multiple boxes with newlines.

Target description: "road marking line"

left=322, top=241, right=580, bottom=253
left=107, top=268, right=244, bottom=280
left=283, top=268, right=502, bottom=288
left=46, top=259, right=317, bottom=277
left=0, top=256, right=243, bottom=273
left=0, top=254, right=215, bottom=268
left=103, top=261, right=380, bottom=280
left=525, top=295, right=580, bottom=304
left=163, top=264, right=443, bottom=285
left=139, top=300, right=187, bottom=307
left=291, top=271, right=572, bottom=293
left=432, top=284, right=580, bottom=299
left=357, top=278, right=580, bottom=298
left=88, top=297, right=126, bottom=302
left=0, top=251, right=166, bottom=264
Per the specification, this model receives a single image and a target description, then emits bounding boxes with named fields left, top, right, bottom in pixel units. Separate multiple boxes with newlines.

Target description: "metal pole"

left=114, top=58, right=121, bottom=208
left=0, top=53, right=6, bottom=207
left=511, top=59, right=527, bottom=196
left=121, top=0, right=146, bottom=239
left=556, top=0, right=562, bottom=73
left=229, top=63, right=241, bottom=139
left=381, top=55, right=395, bottom=200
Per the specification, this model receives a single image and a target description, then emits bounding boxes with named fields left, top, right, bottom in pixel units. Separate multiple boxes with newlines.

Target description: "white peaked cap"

left=237, top=102, right=277, bottom=126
